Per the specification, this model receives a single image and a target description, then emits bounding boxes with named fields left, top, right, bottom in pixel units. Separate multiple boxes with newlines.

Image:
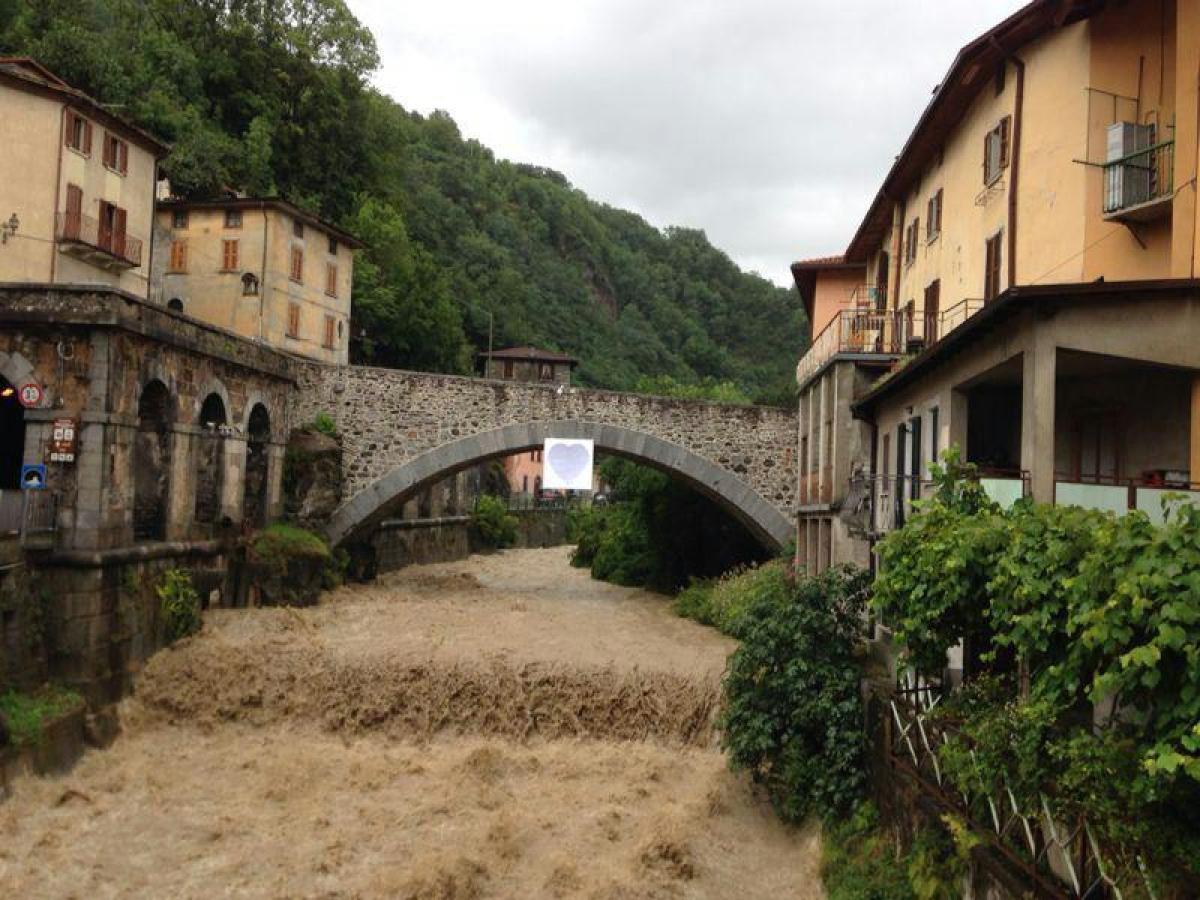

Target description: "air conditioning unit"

left=1106, top=122, right=1155, bottom=210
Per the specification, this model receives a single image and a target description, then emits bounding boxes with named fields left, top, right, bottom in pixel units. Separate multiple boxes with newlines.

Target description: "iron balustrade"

left=1103, top=139, right=1174, bottom=216
left=56, top=211, right=143, bottom=267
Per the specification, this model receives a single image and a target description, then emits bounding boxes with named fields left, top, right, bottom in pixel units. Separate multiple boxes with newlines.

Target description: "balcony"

left=56, top=212, right=143, bottom=269
left=1102, top=139, right=1173, bottom=223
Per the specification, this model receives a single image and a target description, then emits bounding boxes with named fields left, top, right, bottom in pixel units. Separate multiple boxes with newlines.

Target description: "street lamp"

left=0, top=213, right=18, bottom=244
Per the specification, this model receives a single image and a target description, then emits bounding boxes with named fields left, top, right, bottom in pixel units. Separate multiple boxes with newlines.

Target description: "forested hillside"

left=1, top=0, right=806, bottom=402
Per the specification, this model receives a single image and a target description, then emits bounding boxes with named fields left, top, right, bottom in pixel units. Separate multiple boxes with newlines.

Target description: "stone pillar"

left=1020, top=338, right=1057, bottom=504
left=220, top=435, right=247, bottom=523
left=265, top=442, right=286, bottom=522
left=1191, top=377, right=1200, bottom=484
left=165, top=428, right=196, bottom=542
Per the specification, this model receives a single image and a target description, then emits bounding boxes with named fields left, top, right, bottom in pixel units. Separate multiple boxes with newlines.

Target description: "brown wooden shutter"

left=936, top=189, right=943, bottom=233
left=64, top=183, right=82, bottom=239
left=323, top=315, right=335, bottom=348
left=114, top=207, right=127, bottom=259
left=223, top=239, right=239, bottom=270
left=999, top=116, right=1011, bottom=168
left=287, top=302, right=300, bottom=337
left=326, top=263, right=337, bottom=297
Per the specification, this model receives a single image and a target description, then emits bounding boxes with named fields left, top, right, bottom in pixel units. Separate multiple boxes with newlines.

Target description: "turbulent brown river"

left=0, top=548, right=824, bottom=898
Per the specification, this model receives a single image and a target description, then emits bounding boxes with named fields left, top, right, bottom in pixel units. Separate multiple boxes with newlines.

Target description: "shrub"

left=470, top=495, right=518, bottom=549
left=720, top=564, right=871, bottom=822
left=157, top=568, right=202, bottom=643
left=674, top=560, right=792, bottom=638
left=0, top=685, right=83, bottom=748
left=311, top=412, right=338, bottom=437
left=251, top=523, right=332, bottom=571
left=872, top=451, right=1003, bottom=677
left=568, top=505, right=607, bottom=568
left=821, top=802, right=914, bottom=900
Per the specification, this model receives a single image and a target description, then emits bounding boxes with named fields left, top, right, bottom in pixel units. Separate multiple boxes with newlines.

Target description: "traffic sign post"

left=18, top=382, right=43, bottom=408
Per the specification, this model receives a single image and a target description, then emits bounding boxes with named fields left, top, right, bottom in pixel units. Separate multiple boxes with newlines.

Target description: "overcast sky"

left=350, top=0, right=1023, bottom=286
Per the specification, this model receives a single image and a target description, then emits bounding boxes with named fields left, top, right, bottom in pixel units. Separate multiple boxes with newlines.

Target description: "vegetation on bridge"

left=1, top=0, right=805, bottom=403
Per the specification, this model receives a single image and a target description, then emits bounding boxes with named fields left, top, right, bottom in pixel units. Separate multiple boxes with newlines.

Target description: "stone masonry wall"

left=293, top=362, right=799, bottom=518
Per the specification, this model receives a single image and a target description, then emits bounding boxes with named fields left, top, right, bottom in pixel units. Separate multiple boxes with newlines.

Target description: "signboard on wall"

left=542, top=438, right=594, bottom=491
left=20, top=464, right=46, bottom=489
left=18, top=382, right=42, bottom=408
left=49, top=418, right=77, bottom=463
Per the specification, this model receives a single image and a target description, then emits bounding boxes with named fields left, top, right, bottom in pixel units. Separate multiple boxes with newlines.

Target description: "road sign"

left=18, top=382, right=43, bottom=408
left=49, top=417, right=77, bottom=463
left=20, top=464, right=46, bottom=489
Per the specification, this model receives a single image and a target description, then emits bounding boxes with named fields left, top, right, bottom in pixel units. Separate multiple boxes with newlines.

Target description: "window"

left=904, top=217, right=920, bottom=266
left=539, top=363, right=553, bottom=380
left=286, top=302, right=301, bottom=338
left=167, top=298, right=183, bottom=312
left=503, top=360, right=514, bottom=378
left=323, top=315, right=336, bottom=349
left=926, top=189, right=943, bottom=241
left=984, top=231, right=1003, bottom=301
left=983, top=116, right=1011, bottom=185
left=221, top=239, right=239, bottom=271
left=242, top=273, right=259, bottom=296
left=102, top=133, right=128, bottom=174
left=523, top=475, right=529, bottom=493
left=290, top=247, right=304, bottom=283
left=169, top=239, right=187, bottom=272
left=65, top=110, right=92, bottom=155
left=172, top=210, right=188, bottom=229
left=930, top=407, right=940, bottom=466
left=224, top=209, right=242, bottom=229
left=97, top=199, right=129, bottom=254
left=293, top=219, right=304, bottom=239
left=325, top=263, right=338, bottom=297
left=328, top=236, right=338, bottom=255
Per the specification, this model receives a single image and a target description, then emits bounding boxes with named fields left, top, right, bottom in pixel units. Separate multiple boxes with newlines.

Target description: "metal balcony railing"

left=56, top=212, right=143, bottom=267
left=1103, top=139, right=1174, bottom=219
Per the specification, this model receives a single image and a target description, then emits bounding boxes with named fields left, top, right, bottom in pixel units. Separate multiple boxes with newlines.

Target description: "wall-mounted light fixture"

left=0, top=213, right=18, bottom=244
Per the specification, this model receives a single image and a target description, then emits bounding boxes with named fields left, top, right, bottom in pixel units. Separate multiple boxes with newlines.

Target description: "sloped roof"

left=478, top=345, right=579, bottom=365
left=157, top=197, right=365, bottom=249
left=0, top=57, right=170, bottom=156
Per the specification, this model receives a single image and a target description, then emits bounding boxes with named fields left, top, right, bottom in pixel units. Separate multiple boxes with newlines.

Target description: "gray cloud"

left=352, top=0, right=1022, bottom=284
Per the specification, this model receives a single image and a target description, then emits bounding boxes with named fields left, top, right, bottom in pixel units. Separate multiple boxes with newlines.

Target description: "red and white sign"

left=18, top=382, right=43, bottom=408
left=50, top=417, right=78, bottom=463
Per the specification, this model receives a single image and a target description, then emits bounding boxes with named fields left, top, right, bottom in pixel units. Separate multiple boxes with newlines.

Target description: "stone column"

left=165, top=428, right=197, bottom=542
left=1020, top=336, right=1057, bottom=504
left=220, top=435, right=247, bottom=523
left=265, top=442, right=287, bottom=522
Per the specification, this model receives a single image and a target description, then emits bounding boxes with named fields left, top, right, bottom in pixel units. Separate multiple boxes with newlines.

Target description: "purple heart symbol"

left=547, top=442, right=589, bottom=484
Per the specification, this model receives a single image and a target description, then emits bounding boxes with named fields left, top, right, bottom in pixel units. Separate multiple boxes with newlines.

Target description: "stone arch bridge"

left=294, top=364, right=799, bottom=551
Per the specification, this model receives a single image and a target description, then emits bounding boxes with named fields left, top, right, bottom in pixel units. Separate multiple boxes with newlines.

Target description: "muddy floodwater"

left=0, top=548, right=824, bottom=899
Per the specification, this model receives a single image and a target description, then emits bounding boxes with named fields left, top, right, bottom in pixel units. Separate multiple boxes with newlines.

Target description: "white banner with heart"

left=542, top=438, right=595, bottom=491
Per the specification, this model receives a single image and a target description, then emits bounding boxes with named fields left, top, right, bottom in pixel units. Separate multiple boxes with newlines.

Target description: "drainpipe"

left=1007, top=54, right=1026, bottom=288
left=259, top=201, right=269, bottom=342
left=50, top=104, right=66, bottom=283
left=891, top=197, right=905, bottom=312
left=867, top=417, right=878, bottom=576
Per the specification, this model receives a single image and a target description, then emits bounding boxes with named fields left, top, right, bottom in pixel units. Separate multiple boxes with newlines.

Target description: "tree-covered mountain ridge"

left=1, top=0, right=807, bottom=404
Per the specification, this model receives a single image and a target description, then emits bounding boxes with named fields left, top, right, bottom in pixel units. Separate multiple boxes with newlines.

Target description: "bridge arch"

left=325, top=419, right=793, bottom=552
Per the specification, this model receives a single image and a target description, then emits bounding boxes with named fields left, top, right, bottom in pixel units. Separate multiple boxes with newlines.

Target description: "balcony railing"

left=798, top=297, right=987, bottom=387
left=56, top=212, right=143, bottom=268
left=1103, top=139, right=1174, bottom=221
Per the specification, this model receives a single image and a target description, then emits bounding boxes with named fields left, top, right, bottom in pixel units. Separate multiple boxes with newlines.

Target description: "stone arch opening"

left=133, top=379, right=173, bottom=541
left=194, top=392, right=227, bottom=525
left=0, top=375, right=25, bottom=491
left=243, top=402, right=271, bottom=528
left=326, top=420, right=793, bottom=552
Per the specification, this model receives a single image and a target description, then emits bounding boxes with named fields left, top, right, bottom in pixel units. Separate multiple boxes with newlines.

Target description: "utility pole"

left=487, top=310, right=494, bottom=378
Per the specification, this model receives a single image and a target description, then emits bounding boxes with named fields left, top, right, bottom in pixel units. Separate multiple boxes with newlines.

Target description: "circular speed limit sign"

left=18, top=382, right=43, bottom=408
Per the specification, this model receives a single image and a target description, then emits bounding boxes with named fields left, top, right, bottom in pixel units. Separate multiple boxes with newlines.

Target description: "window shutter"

left=114, top=207, right=127, bottom=257
left=119, top=140, right=128, bottom=174
left=287, top=302, right=300, bottom=337
left=1000, top=116, right=1011, bottom=168
left=936, top=189, right=943, bottom=233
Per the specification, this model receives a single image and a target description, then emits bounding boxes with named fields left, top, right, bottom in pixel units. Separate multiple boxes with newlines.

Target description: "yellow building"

left=0, top=58, right=168, bottom=296
left=154, top=198, right=362, bottom=365
left=792, top=0, right=1200, bottom=576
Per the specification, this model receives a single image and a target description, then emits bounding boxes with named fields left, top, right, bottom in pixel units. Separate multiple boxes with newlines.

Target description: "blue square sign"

left=20, top=464, right=46, bottom=490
